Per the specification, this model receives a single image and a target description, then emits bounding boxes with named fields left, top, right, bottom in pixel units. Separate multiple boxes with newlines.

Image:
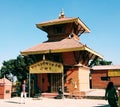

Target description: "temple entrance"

left=50, top=73, right=62, bottom=92
left=29, top=60, right=64, bottom=96
left=37, top=73, right=62, bottom=93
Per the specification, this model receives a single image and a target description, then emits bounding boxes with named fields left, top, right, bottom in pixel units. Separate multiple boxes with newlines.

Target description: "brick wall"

left=65, top=68, right=79, bottom=92
left=91, top=70, right=108, bottom=89
left=110, top=77, right=120, bottom=87
left=91, top=70, right=120, bottom=89
left=62, top=52, right=76, bottom=65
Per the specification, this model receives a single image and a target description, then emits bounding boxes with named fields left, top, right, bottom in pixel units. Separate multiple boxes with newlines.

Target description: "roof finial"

left=61, top=9, right=64, bottom=15
left=59, top=9, right=65, bottom=19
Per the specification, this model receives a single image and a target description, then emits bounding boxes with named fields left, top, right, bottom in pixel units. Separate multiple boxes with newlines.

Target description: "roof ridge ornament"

left=59, top=9, right=65, bottom=19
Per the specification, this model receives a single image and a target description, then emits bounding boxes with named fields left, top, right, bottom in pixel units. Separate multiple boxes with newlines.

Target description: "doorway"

left=49, top=73, right=62, bottom=92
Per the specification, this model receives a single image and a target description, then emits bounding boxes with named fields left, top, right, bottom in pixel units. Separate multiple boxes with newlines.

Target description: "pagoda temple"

left=21, top=10, right=103, bottom=97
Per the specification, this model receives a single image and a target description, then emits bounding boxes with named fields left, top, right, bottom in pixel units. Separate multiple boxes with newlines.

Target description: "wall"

left=37, top=74, right=49, bottom=92
left=62, top=52, right=76, bottom=65
left=91, top=70, right=108, bottom=89
left=78, top=67, right=90, bottom=91
left=110, top=76, right=120, bottom=87
left=91, top=70, right=120, bottom=89
left=0, top=85, right=4, bottom=98
left=4, top=85, right=12, bottom=99
left=65, top=66, right=90, bottom=92
left=65, top=68, right=79, bottom=93
left=0, top=78, right=12, bottom=99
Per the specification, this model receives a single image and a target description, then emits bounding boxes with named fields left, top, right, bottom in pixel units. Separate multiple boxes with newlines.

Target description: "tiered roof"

left=21, top=11, right=103, bottom=60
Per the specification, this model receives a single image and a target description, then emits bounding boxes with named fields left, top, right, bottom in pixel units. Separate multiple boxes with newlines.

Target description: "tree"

left=0, top=59, right=16, bottom=78
left=0, top=55, right=34, bottom=81
left=14, top=55, right=34, bottom=81
left=89, top=58, right=112, bottom=67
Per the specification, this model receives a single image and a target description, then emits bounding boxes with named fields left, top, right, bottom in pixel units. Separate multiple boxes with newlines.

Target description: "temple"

left=21, top=10, right=103, bottom=97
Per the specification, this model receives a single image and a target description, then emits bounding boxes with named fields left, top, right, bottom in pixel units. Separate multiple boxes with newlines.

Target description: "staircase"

left=41, top=93, right=58, bottom=98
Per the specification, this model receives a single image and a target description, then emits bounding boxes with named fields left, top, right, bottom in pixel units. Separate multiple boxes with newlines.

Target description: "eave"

left=21, top=45, right=103, bottom=59
left=36, top=18, right=90, bottom=33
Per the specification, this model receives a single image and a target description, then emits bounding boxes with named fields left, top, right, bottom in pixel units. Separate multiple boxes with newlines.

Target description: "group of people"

left=105, top=81, right=120, bottom=107
left=20, top=80, right=120, bottom=106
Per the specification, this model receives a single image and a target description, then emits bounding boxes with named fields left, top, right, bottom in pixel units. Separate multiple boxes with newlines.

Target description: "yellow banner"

left=108, top=70, right=120, bottom=76
left=29, top=60, right=63, bottom=74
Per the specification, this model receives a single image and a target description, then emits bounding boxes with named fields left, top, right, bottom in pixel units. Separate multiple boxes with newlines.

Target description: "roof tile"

left=92, top=65, right=120, bottom=70
left=21, top=38, right=83, bottom=53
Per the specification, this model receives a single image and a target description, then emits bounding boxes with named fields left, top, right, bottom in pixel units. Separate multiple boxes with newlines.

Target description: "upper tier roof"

left=36, top=12, right=90, bottom=33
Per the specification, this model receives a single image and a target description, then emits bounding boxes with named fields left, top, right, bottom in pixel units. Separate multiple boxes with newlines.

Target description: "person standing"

left=118, top=87, right=120, bottom=107
left=105, top=82, right=118, bottom=107
left=20, top=80, right=27, bottom=104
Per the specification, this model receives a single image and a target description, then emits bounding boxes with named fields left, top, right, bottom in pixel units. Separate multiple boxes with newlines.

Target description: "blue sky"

left=0, top=0, right=120, bottom=67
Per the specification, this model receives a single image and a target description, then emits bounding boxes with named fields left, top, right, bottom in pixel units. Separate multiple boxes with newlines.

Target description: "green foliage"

left=89, top=59, right=112, bottom=67
left=0, top=59, right=16, bottom=78
left=0, top=55, right=34, bottom=81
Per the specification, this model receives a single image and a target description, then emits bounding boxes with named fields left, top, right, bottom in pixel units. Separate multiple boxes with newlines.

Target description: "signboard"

left=108, top=70, right=120, bottom=77
left=29, top=60, right=63, bottom=74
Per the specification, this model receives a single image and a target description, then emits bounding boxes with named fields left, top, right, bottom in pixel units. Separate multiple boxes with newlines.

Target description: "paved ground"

left=0, top=97, right=109, bottom=107
left=85, top=89, right=106, bottom=97
left=0, top=89, right=110, bottom=107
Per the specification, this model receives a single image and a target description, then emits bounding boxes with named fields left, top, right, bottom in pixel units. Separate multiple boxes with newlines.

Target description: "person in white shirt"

left=20, top=80, right=27, bottom=104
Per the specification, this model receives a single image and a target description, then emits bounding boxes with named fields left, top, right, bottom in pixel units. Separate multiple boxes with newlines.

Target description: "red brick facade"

left=0, top=77, right=12, bottom=99
left=91, top=70, right=108, bottom=89
left=65, top=68, right=79, bottom=92
left=91, top=65, right=120, bottom=89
